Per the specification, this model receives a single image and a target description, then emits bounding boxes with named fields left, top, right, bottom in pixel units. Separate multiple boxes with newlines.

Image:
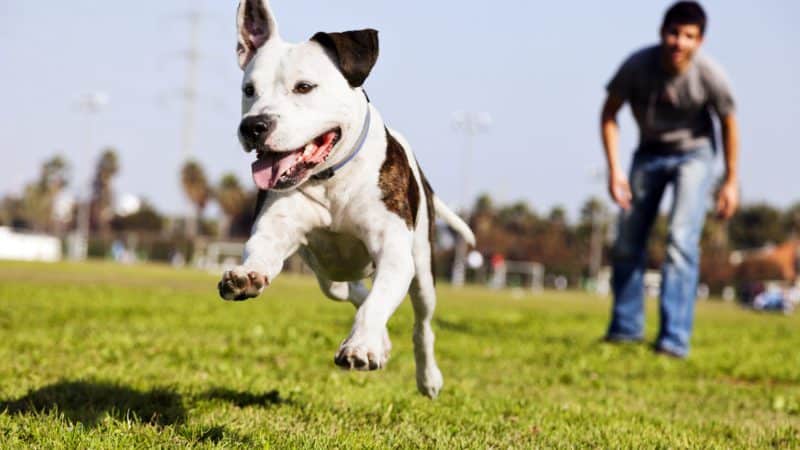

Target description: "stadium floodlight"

left=77, top=92, right=110, bottom=113
left=450, top=111, right=491, bottom=287
left=451, top=111, right=492, bottom=211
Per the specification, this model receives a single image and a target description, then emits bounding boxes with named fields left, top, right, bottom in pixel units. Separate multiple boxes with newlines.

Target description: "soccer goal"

left=489, top=260, right=544, bottom=292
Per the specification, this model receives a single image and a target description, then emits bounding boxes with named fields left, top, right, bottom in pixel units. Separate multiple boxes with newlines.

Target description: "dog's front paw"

left=218, top=269, right=268, bottom=301
left=416, top=364, right=444, bottom=398
left=334, top=330, right=390, bottom=371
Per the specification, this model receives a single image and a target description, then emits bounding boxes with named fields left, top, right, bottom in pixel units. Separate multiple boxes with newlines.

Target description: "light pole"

left=450, top=111, right=491, bottom=286
left=71, top=92, right=109, bottom=261
left=588, top=169, right=610, bottom=289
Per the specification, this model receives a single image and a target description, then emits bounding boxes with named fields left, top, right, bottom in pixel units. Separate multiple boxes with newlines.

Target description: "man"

left=600, top=1, right=739, bottom=357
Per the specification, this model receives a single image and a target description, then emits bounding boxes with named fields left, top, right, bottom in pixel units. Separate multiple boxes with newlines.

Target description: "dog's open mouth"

left=251, top=128, right=340, bottom=190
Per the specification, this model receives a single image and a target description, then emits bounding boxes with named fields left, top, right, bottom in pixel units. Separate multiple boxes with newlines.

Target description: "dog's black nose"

left=239, top=116, right=274, bottom=144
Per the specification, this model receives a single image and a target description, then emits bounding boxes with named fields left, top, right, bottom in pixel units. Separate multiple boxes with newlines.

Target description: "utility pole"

left=165, top=7, right=208, bottom=237
left=164, top=4, right=229, bottom=161
left=450, top=111, right=491, bottom=286
left=70, top=92, right=109, bottom=261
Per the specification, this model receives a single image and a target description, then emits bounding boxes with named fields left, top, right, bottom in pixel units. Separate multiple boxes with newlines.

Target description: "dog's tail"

left=433, top=196, right=476, bottom=246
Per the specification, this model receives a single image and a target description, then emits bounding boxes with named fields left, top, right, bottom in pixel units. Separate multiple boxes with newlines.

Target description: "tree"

left=15, top=155, right=71, bottom=232
left=728, top=203, right=785, bottom=249
left=91, top=148, right=119, bottom=234
left=701, top=214, right=729, bottom=251
left=111, top=199, right=164, bottom=232
left=473, top=193, right=494, bottom=216
left=215, top=173, right=247, bottom=238
left=783, top=202, right=800, bottom=238
left=577, top=197, right=609, bottom=277
left=579, top=197, right=607, bottom=226
left=497, top=201, right=538, bottom=232
left=547, top=205, right=568, bottom=228
left=40, top=156, right=70, bottom=192
left=0, top=196, right=24, bottom=228
left=180, top=159, right=210, bottom=237
left=228, top=189, right=260, bottom=238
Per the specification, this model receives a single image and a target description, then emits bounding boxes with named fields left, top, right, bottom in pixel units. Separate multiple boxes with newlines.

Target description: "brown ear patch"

left=311, top=29, right=379, bottom=88
left=379, top=130, right=419, bottom=229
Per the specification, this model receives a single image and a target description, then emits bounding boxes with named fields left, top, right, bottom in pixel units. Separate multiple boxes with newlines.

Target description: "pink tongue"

left=251, top=150, right=300, bottom=190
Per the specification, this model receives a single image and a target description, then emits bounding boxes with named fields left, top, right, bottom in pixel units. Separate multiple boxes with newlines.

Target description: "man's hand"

left=716, top=179, right=738, bottom=220
left=608, top=170, right=632, bottom=210
left=716, top=115, right=739, bottom=221
left=600, top=95, right=629, bottom=210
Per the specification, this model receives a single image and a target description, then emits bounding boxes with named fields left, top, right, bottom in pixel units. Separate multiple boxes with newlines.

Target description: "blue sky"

left=1, top=1, right=798, bottom=220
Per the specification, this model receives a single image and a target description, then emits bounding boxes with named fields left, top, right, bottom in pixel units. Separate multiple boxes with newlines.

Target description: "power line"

left=179, top=10, right=202, bottom=161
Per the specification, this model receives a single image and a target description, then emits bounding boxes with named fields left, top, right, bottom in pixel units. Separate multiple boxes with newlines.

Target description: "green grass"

left=0, top=261, right=798, bottom=449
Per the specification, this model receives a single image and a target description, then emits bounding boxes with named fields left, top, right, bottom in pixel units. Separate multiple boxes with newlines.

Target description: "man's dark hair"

left=661, top=1, right=707, bottom=36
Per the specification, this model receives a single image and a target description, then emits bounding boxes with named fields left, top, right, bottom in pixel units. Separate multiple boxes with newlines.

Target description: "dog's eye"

left=243, top=84, right=256, bottom=98
left=293, top=82, right=316, bottom=94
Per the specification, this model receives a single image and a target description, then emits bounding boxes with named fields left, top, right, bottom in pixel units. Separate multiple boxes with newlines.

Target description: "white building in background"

left=0, top=227, right=61, bottom=262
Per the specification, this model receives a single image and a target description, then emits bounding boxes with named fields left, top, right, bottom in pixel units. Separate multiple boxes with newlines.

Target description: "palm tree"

left=215, top=173, right=247, bottom=239
left=41, top=156, right=70, bottom=192
left=729, top=203, right=785, bottom=250
left=91, top=148, right=119, bottom=234
left=784, top=202, right=800, bottom=239
left=18, top=155, right=71, bottom=232
left=180, top=159, right=210, bottom=237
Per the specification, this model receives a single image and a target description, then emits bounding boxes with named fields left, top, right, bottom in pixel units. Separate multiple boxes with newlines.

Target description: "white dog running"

left=218, top=0, right=475, bottom=398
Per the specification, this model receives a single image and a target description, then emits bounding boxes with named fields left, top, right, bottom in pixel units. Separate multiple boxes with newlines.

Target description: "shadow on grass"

left=435, top=317, right=530, bottom=337
left=200, top=387, right=288, bottom=408
left=0, top=380, right=185, bottom=427
left=179, top=425, right=253, bottom=446
left=434, top=318, right=478, bottom=335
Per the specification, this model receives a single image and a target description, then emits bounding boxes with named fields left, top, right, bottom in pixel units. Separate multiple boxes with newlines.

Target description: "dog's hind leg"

left=409, top=247, right=444, bottom=398
left=299, top=246, right=369, bottom=306
left=316, top=277, right=368, bottom=306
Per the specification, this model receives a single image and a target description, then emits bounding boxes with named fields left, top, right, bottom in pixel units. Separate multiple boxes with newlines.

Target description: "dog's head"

left=235, top=0, right=379, bottom=191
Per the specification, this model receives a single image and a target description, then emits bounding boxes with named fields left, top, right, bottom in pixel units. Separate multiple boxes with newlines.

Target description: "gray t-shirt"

left=607, top=45, right=735, bottom=152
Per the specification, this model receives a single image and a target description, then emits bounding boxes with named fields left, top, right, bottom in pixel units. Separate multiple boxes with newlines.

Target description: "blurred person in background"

left=599, top=1, right=739, bottom=357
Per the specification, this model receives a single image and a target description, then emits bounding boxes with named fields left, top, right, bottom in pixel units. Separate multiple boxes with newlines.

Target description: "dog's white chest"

left=302, top=228, right=374, bottom=282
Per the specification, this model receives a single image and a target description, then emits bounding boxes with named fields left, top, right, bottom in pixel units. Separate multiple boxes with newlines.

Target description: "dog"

left=217, top=0, right=475, bottom=398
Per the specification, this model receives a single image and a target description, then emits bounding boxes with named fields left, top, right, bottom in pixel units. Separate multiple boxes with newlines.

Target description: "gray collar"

left=311, top=104, right=371, bottom=181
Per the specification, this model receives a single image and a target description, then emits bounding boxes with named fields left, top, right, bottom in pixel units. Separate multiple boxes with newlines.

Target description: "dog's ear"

left=311, top=29, right=379, bottom=88
left=236, top=0, right=279, bottom=70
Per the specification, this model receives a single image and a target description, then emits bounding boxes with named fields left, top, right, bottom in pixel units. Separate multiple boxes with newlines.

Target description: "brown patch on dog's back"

left=379, top=130, right=419, bottom=228
left=419, top=171, right=435, bottom=241
left=419, top=170, right=436, bottom=281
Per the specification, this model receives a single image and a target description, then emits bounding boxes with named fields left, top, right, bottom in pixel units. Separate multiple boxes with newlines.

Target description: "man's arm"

left=716, top=114, right=739, bottom=220
left=601, top=94, right=632, bottom=210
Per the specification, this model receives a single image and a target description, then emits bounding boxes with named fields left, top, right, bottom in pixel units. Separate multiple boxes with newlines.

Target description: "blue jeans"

left=606, top=147, right=715, bottom=357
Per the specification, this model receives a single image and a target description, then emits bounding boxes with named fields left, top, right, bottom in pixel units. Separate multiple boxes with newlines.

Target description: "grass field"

left=0, top=261, right=798, bottom=448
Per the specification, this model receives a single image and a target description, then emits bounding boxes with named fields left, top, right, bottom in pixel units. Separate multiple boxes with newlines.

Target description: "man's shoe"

left=602, top=335, right=644, bottom=344
left=653, top=345, right=686, bottom=359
